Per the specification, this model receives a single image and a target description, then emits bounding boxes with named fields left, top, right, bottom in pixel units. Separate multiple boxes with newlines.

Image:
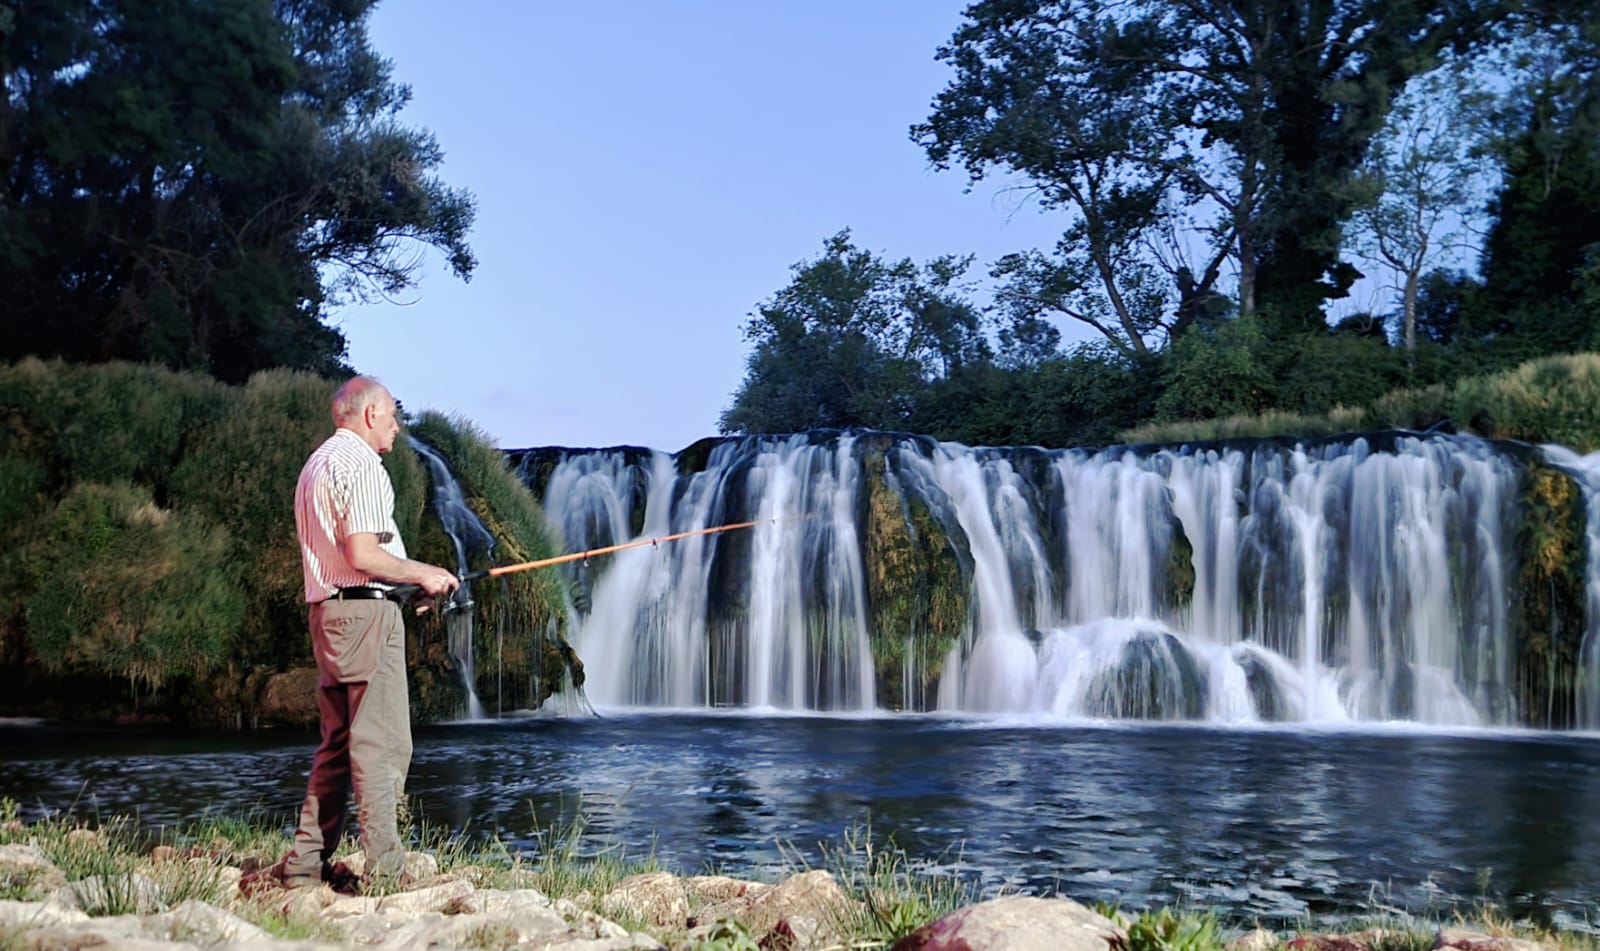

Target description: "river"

left=3, top=712, right=1598, bottom=930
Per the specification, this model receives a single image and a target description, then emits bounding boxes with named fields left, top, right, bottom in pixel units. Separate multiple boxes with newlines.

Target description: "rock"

left=256, top=667, right=321, bottom=727
left=320, top=879, right=476, bottom=921
left=685, top=874, right=766, bottom=904
left=696, top=869, right=859, bottom=951
left=893, top=895, right=1127, bottom=951
left=1232, top=927, right=1284, bottom=951
left=0, top=843, right=68, bottom=900
left=0, top=896, right=90, bottom=929
left=47, top=872, right=165, bottom=915
left=602, top=871, right=690, bottom=927
left=1289, top=929, right=1402, bottom=951
left=402, top=850, right=439, bottom=884
left=1435, top=928, right=1555, bottom=951
left=144, top=898, right=274, bottom=944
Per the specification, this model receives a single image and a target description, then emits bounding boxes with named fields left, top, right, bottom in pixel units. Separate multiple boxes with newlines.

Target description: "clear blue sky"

left=337, top=1, right=1067, bottom=453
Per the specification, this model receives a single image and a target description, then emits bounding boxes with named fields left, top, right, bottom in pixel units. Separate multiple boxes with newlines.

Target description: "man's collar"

left=333, top=427, right=381, bottom=460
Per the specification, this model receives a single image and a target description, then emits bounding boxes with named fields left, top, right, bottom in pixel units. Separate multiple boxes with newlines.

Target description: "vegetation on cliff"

left=0, top=359, right=566, bottom=726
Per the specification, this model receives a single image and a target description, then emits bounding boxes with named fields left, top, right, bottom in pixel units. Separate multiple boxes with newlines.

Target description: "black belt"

left=324, top=586, right=397, bottom=602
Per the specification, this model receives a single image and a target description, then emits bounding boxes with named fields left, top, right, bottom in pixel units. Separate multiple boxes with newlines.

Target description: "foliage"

left=0, top=360, right=565, bottom=723
left=720, top=231, right=987, bottom=435
left=1349, top=64, right=1496, bottom=353
left=688, top=921, right=763, bottom=951
left=406, top=412, right=571, bottom=711
left=1452, top=353, right=1600, bottom=451
left=1155, top=316, right=1276, bottom=423
left=862, top=449, right=967, bottom=709
left=819, top=821, right=977, bottom=945
left=0, top=0, right=475, bottom=380
left=914, top=0, right=1510, bottom=342
left=910, top=343, right=1158, bottom=449
left=1125, top=906, right=1226, bottom=951
left=22, top=481, right=242, bottom=692
left=167, top=370, right=338, bottom=670
left=1125, top=352, right=1600, bottom=452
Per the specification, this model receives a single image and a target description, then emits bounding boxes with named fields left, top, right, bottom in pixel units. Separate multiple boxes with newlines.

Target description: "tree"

left=720, top=232, right=987, bottom=435
left=914, top=0, right=1513, bottom=344
left=0, top=0, right=475, bottom=380
left=1349, top=64, right=1494, bottom=354
left=1476, top=9, right=1600, bottom=355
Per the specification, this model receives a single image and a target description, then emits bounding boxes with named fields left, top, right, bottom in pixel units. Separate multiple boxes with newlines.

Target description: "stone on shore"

left=892, top=895, right=1128, bottom=951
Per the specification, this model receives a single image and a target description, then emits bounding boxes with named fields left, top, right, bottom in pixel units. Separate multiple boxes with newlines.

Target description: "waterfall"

left=409, top=437, right=494, bottom=719
left=518, top=431, right=1590, bottom=727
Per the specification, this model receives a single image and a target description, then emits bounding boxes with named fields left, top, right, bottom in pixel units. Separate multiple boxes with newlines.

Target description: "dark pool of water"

left=2, top=713, right=1598, bottom=929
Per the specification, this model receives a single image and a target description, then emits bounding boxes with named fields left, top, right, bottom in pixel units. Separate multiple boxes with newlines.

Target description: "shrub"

left=22, top=482, right=242, bottom=692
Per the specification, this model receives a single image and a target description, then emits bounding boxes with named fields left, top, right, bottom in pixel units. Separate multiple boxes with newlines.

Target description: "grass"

left=2, top=797, right=1599, bottom=951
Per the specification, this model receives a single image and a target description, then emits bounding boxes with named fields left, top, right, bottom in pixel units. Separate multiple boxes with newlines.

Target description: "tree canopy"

left=912, top=0, right=1516, bottom=348
left=0, top=0, right=475, bottom=380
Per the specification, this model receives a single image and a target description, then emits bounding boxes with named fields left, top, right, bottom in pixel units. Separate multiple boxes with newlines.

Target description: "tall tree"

left=914, top=0, right=1512, bottom=345
left=1476, top=6, right=1600, bottom=354
left=0, top=0, right=475, bottom=380
left=721, top=231, right=986, bottom=435
left=1349, top=64, right=1493, bottom=353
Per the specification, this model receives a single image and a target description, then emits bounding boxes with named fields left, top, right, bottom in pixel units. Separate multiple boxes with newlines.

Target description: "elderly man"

left=283, top=376, right=458, bottom=889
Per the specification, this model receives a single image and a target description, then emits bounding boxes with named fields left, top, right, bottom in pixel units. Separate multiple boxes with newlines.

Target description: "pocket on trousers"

left=313, top=605, right=388, bottom=684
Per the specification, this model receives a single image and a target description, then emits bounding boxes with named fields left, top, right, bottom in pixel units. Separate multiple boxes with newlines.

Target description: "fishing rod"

left=390, top=515, right=807, bottom=604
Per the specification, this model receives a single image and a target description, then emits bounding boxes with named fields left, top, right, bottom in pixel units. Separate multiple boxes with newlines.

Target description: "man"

left=283, top=376, right=458, bottom=889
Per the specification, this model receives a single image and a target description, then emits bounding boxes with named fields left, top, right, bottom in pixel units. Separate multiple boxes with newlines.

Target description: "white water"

left=520, top=431, right=1590, bottom=726
left=408, top=437, right=493, bottom=720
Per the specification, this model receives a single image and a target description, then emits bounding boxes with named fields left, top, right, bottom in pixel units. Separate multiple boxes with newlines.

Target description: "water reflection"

left=2, top=716, right=1598, bottom=927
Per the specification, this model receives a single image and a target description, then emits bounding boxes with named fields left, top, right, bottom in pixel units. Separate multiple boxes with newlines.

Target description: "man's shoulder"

left=300, top=432, right=382, bottom=484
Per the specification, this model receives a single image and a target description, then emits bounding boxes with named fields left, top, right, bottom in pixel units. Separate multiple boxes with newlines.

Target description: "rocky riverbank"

left=0, top=837, right=1580, bottom=951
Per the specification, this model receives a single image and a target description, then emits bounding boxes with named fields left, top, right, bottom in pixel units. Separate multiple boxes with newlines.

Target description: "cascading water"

left=517, top=430, right=1593, bottom=727
left=409, top=437, right=495, bottom=719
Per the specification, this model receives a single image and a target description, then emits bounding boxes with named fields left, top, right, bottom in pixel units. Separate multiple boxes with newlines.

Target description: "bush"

left=0, top=358, right=227, bottom=493
left=168, top=369, right=338, bottom=669
left=22, top=482, right=242, bottom=691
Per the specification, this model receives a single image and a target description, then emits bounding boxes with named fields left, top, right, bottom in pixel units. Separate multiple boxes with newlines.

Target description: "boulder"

left=893, top=895, right=1127, bottom=951
left=1231, top=927, right=1284, bottom=951
left=0, top=843, right=67, bottom=901
left=696, top=869, right=859, bottom=951
left=602, top=871, right=690, bottom=927
left=1435, top=928, right=1556, bottom=951
left=255, top=667, right=321, bottom=727
left=1289, top=929, right=1403, bottom=951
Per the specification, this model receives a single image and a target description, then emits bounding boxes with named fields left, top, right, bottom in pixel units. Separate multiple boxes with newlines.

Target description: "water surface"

left=3, top=713, right=1597, bottom=929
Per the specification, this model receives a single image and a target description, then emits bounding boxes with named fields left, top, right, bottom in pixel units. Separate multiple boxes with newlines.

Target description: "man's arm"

left=342, top=533, right=458, bottom=595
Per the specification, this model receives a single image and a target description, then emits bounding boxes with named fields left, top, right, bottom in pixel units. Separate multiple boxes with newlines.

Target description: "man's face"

left=367, top=393, right=401, bottom=454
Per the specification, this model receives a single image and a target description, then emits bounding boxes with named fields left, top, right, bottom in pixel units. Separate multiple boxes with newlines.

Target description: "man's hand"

left=417, top=565, right=458, bottom=597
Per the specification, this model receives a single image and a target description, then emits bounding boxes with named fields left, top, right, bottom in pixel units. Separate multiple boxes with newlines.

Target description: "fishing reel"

left=442, top=583, right=475, bottom=615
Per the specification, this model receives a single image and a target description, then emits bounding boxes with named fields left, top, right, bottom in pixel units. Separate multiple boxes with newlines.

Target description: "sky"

left=338, top=2, right=1069, bottom=454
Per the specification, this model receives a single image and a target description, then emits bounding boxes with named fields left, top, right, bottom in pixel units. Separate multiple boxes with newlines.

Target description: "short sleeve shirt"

left=295, top=428, right=407, bottom=602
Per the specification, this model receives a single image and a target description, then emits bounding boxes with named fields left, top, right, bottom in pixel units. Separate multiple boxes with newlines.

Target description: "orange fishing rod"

left=394, top=515, right=806, bottom=601
left=469, top=517, right=777, bottom=581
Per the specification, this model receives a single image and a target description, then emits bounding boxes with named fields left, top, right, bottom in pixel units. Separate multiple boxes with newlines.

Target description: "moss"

left=1514, top=461, right=1587, bottom=727
left=405, top=413, right=572, bottom=713
left=1161, top=507, right=1196, bottom=616
left=862, top=449, right=968, bottom=710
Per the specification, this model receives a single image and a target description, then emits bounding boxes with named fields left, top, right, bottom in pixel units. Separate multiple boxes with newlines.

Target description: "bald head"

left=332, top=377, right=390, bottom=426
left=332, top=376, right=401, bottom=454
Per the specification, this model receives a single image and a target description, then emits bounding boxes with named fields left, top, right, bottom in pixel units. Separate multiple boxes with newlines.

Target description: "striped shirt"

left=295, top=428, right=407, bottom=603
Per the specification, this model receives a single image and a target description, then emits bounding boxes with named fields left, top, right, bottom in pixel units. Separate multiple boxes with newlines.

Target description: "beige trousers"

left=285, top=599, right=412, bottom=880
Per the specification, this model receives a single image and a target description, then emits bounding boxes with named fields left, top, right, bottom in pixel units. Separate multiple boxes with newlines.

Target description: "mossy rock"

left=1514, top=460, right=1586, bottom=727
